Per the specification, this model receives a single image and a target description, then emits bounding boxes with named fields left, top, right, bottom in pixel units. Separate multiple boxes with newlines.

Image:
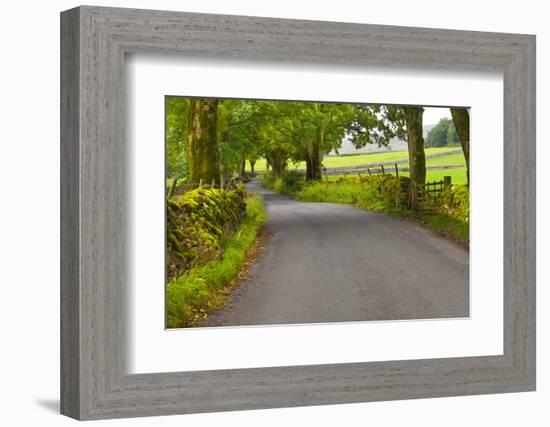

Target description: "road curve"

left=203, top=180, right=469, bottom=327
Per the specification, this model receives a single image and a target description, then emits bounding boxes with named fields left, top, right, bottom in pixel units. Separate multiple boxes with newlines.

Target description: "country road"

left=203, top=180, right=469, bottom=327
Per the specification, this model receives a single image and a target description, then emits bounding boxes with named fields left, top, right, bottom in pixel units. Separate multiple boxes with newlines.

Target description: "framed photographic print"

left=60, top=5, right=536, bottom=420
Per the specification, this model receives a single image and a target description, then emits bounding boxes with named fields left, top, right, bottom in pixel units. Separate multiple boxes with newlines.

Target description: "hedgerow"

left=439, top=184, right=469, bottom=222
left=297, top=175, right=407, bottom=212
left=261, top=170, right=306, bottom=195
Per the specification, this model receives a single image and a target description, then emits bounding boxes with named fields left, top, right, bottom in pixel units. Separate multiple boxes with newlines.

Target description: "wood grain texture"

left=60, top=7, right=80, bottom=419
left=60, top=5, right=536, bottom=420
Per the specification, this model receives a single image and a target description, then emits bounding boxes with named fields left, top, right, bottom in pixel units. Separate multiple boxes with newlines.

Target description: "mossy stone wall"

left=166, top=185, right=247, bottom=280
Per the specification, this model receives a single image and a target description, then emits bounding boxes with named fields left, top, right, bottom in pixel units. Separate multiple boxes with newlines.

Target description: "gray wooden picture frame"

left=60, top=5, right=536, bottom=420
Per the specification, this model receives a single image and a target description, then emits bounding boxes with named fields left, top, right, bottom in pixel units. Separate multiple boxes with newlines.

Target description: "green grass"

left=399, top=168, right=468, bottom=185
left=296, top=182, right=395, bottom=213
left=286, top=180, right=469, bottom=246
left=166, top=195, right=267, bottom=328
left=425, top=152, right=465, bottom=167
left=325, top=167, right=468, bottom=185
left=420, top=214, right=469, bottom=244
left=246, top=147, right=461, bottom=171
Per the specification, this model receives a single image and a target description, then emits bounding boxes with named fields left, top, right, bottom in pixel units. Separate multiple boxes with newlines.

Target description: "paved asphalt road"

left=203, top=180, right=469, bottom=327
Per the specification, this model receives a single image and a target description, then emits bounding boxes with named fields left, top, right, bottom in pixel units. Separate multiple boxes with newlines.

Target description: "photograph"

left=51, top=3, right=537, bottom=421
left=165, top=97, right=470, bottom=329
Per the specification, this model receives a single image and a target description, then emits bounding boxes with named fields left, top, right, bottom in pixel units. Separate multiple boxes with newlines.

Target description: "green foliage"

left=261, top=172, right=275, bottom=189
left=298, top=182, right=388, bottom=211
left=277, top=170, right=306, bottom=194
left=425, top=118, right=460, bottom=148
left=261, top=170, right=306, bottom=194
left=166, top=195, right=266, bottom=328
left=166, top=185, right=247, bottom=280
left=166, top=97, right=417, bottom=182
left=296, top=175, right=406, bottom=212
left=347, top=104, right=407, bottom=149
left=439, top=184, right=469, bottom=222
left=421, top=214, right=469, bottom=243
left=165, top=97, right=190, bottom=179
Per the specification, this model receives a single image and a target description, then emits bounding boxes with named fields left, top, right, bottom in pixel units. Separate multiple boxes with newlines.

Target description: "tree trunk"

left=270, top=154, right=285, bottom=179
left=239, top=157, right=246, bottom=178
left=249, top=159, right=256, bottom=173
left=450, top=108, right=470, bottom=185
left=305, top=140, right=322, bottom=180
left=403, top=106, right=426, bottom=211
left=305, top=154, right=313, bottom=181
left=305, top=104, right=324, bottom=181
left=314, top=123, right=324, bottom=180
left=187, top=98, right=220, bottom=185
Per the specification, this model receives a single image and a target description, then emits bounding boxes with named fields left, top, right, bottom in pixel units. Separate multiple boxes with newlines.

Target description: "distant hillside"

left=329, top=124, right=436, bottom=156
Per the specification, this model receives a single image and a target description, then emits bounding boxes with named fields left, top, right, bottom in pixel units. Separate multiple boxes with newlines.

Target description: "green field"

left=253, top=147, right=468, bottom=185
left=398, top=168, right=468, bottom=185
left=425, top=153, right=465, bottom=167
left=325, top=167, right=468, bottom=185
left=246, top=147, right=463, bottom=171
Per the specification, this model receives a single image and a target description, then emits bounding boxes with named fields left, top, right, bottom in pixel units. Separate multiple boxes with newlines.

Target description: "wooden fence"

left=321, top=163, right=464, bottom=178
left=414, top=176, right=452, bottom=211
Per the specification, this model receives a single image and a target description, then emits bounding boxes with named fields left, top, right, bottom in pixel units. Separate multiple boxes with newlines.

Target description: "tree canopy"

left=165, top=98, right=475, bottom=209
left=166, top=98, right=409, bottom=183
left=425, top=117, right=460, bottom=148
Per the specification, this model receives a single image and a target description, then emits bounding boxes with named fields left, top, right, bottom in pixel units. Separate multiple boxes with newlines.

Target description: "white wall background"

left=0, top=0, right=546, bottom=425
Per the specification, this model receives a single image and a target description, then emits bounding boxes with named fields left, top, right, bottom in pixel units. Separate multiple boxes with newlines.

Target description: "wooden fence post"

left=380, top=164, right=385, bottom=175
left=367, top=168, right=371, bottom=175
left=394, top=163, right=399, bottom=177
left=199, top=178, right=203, bottom=187
left=168, top=178, right=177, bottom=198
left=443, top=175, right=452, bottom=190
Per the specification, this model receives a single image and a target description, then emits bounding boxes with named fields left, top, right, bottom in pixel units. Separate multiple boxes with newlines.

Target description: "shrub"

left=279, top=170, right=305, bottom=193
left=261, top=172, right=275, bottom=189
left=260, top=170, right=305, bottom=194
left=439, top=184, right=469, bottom=222
left=166, top=185, right=247, bottom=280
left=296, top=175, right=406, bottom=213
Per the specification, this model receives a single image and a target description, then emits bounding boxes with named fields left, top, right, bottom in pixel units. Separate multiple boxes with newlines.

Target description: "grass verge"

left=292, top=181, right=469, bottom=247
left=296, top=182, right=396, bottom=213
left=418, top=214, right=469, bottom=247
left=166, top=194, right=267, bottom=328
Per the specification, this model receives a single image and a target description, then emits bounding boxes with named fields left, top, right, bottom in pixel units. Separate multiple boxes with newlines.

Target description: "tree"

left=187, top=98, right=220, bottom=185
left=347, top=104, right=406, bottom=149
left=308, top=102, right=357, bottom=181
left=222, top=100, right=268, bottom=178
left=165, top=97, right=189, bottom=180
left=450, top=108, right=470, bottom=184
left=425, top=118, right=459, bottom=148
left=447, top=121, right=460, bottom=146
left=305, top=103, right=324, bottom=181
left=403, top=106, right=426, bottom=211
